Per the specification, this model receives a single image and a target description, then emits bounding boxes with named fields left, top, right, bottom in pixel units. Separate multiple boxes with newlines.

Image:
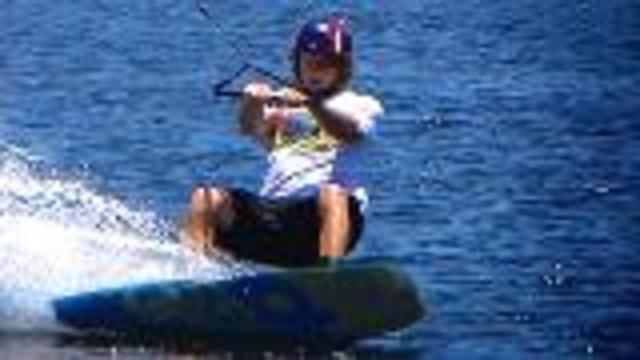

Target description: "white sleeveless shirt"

left=258, top=90, right=383, bottom=211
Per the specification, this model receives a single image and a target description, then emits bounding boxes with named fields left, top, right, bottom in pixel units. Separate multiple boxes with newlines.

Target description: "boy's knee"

left=190, top=187, right=228, bottom=214
left=319, top=184, right=350, bottom=212
left=321, top=183, right=348, bottom=196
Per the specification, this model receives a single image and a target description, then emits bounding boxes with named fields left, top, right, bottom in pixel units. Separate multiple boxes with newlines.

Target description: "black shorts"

left=216, top=189, right=364, bottom=267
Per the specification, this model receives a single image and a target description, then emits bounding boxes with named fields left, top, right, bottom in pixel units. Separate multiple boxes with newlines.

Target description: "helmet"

left=294, top=15, right=352, bottom=60
left=292, top=15, right=353, bottom=95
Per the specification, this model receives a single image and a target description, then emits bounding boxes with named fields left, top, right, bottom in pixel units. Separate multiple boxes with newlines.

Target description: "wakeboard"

left=53, top=263, right=425, bottom=348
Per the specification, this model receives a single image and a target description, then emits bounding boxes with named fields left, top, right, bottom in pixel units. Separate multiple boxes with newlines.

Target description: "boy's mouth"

left=304, top=79, right=329, bottom=93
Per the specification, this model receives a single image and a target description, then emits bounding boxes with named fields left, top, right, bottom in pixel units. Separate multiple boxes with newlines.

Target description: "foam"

left=0, top=144, right=244, bottom=332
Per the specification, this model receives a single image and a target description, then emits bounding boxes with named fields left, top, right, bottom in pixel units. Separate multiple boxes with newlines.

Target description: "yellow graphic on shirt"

left=270, top=110, right=339, bottom=154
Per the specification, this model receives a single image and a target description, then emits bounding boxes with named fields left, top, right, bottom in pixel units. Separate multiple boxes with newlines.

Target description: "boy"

left=184, top=15, right=383, bottom=267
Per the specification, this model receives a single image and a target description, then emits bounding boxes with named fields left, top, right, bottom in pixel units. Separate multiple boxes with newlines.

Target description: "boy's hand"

left=243, top=82, right=274, bottom=103
left=243, top=83, right=308, bottom=107
left=273, top=87, right=309, bottom=107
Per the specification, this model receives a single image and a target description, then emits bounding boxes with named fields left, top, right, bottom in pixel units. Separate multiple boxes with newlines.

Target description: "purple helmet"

left=293, top=15, right=353, bottom=95
left=294, top=15, right=352, bottom=60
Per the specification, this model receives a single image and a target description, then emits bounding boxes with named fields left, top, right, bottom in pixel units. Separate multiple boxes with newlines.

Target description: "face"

left=298, top=52, right=340, bottom=94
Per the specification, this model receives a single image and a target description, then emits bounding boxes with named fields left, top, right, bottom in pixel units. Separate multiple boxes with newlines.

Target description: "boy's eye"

left=301, top=54, right=336, bottom=69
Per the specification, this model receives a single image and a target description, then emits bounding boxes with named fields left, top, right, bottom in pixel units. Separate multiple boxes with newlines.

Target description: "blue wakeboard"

left=53, top=263, right=425, bottom=347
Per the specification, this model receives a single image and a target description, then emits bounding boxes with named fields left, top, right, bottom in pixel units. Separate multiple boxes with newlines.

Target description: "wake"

left=0, top=145, right=237, bottom=333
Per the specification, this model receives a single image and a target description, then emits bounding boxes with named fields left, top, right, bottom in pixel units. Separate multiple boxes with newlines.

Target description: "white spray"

left=0, top=144, right=242, bottom=333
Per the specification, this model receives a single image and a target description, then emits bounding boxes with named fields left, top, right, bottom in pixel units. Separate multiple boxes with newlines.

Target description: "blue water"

left=1, top=0, right=639, bottom=358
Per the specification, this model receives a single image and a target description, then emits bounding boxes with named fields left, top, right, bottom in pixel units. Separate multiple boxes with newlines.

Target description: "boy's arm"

left=309, top=92, right=383, bottom=144
left=308, top=101, right=363, bottom=143
left=238, top=83, right=273, bottom=148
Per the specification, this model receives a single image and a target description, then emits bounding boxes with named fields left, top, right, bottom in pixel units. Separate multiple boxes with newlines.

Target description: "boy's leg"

left=318, top=184, right=352, bottom=259
left=184, top=186, right=234, bottom=255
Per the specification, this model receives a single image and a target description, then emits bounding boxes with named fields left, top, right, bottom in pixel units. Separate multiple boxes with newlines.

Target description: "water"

left=1, top=0, right=639, bottom=358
